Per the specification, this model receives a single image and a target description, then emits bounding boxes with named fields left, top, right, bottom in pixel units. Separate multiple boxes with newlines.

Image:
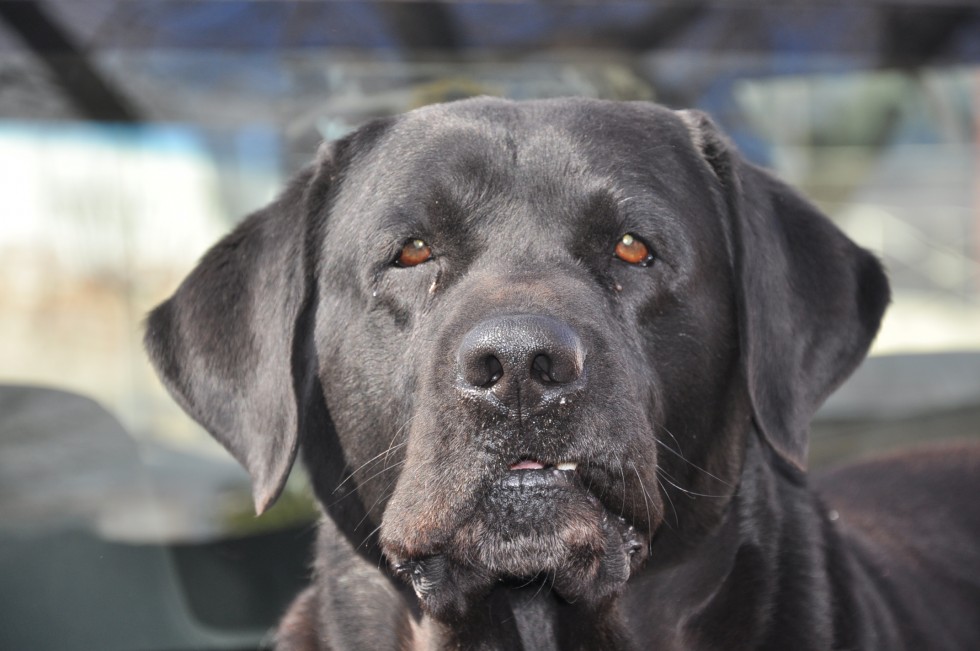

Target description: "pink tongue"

left=510, top=460, right=546, bottom=471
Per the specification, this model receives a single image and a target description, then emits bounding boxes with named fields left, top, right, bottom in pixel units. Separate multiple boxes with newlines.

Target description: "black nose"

left=457, top=315, right=586, bottom=412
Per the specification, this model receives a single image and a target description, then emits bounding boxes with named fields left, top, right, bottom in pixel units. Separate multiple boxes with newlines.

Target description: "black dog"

left=145, top=98, right=980, bottom=650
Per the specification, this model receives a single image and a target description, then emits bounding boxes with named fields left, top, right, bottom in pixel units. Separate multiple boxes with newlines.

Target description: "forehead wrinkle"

left=404, top=104, right=599, bottom=189
left=339, top=101, right=689, bottom=250
left=336, top=110, right=508, bottom=217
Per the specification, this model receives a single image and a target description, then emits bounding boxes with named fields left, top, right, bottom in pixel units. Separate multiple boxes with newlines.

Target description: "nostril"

left=532, top=354, right=554, bottom=384
left=459, top=342, right=505, bottom=388
left=485, top=355, right=503, bottom=387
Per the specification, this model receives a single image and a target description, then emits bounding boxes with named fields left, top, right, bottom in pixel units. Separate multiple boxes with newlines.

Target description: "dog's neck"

left=622, top=433, right=902, bottom=651
left=295, top=434, right=884, bottom=651
left=620, top=434, right=829, bottom=650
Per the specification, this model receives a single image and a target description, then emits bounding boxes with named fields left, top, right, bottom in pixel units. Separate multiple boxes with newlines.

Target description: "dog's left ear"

left=678, top=110, right=890, bottom=471
left=144, top=155, right=332, bottom=514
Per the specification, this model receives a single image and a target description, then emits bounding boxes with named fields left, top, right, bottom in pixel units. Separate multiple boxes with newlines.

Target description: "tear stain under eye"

left=371, top=270, right=384, bottom=299
left=428, top=270, right=442, bottom=294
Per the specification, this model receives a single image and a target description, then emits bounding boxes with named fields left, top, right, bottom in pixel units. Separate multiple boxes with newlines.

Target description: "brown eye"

left=614, top=233, right=652, bottom=265
left=396, top=239, right=433, bottom=267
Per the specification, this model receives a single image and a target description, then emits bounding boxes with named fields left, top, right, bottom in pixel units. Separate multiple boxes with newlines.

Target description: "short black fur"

left=146, top=98, right=980, bottom=650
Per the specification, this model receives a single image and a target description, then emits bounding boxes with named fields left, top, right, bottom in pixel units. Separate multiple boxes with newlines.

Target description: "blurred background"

left=1, top=1, right=978, bottom=649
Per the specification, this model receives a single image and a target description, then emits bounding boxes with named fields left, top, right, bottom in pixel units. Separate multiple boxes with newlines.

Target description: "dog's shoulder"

left=813, top=442, right=980, bottom=647
left=814, top=441, right=980, bottom=529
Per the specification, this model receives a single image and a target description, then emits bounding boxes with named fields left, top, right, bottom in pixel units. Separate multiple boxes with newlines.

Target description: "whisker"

left=332, top=413, right=424, bottom=494
left=332, top=439, right=408, bottom=494
left=350, top=459, right=407, bottom=498
left=548, top=571, right=557, bottom=599
left=360, top=521, right=385, bottom=550
left=655, top=475, right=679, bottom=530
left=323, top=459, right=405, bottom=511
left=532, top=574, right=550, bottom=601
left=654, top=425, right=733, bottom=488
left=619, top=462, right=627, bottom=518
left=630, top=461, right=653, bottom=533
left=385, top=413, right=425, bottom=464
left=657, top=467, right=729, bottom=499
left=354, top=472, right=403, bottom=534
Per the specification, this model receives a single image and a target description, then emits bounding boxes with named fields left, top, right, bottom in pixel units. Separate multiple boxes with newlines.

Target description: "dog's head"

left=145, top=98, right=889, bottom=621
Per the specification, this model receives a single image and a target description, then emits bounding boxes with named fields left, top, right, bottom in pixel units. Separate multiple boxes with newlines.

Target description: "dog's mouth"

left=498, top=460, right=587, bottom=505
left=387, top=456, right=650, bottom=619
left=508, top=458, right=578, bottom=472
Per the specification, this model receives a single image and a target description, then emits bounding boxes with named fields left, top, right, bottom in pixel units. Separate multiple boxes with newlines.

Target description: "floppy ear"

left=144, top=159, right=329, bottom=514
left=678, top=110, right=890, bottom=471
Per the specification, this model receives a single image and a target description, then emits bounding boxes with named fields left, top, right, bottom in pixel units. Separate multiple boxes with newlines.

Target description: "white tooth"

left=556, top=462, right=578, bottom=471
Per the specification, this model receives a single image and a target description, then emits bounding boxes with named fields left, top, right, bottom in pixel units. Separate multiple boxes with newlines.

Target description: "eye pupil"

left=396, top=239, right=433, bottom=267
left=615, top=233, right=651, bottom=265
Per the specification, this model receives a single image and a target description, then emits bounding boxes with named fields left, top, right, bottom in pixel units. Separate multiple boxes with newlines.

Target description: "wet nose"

left=456, top=315, right=586, bottom=412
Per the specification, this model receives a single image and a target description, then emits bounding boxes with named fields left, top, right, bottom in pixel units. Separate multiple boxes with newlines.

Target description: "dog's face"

left=319, top=101, right=744, bottom=613
left=145, top=98, right=889, bottom=622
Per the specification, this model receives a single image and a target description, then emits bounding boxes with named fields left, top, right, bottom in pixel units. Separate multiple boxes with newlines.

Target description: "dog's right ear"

left=144, top=150, right=334, bottom=515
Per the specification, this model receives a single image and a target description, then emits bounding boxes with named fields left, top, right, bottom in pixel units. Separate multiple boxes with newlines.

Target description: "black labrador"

left=145, top=98, right=980, bottom=650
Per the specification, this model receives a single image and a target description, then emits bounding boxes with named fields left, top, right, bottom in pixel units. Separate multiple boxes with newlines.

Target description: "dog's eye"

left=614, top=233, right=653, bottom=266
left=395, top=239, right=433, bottom=267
